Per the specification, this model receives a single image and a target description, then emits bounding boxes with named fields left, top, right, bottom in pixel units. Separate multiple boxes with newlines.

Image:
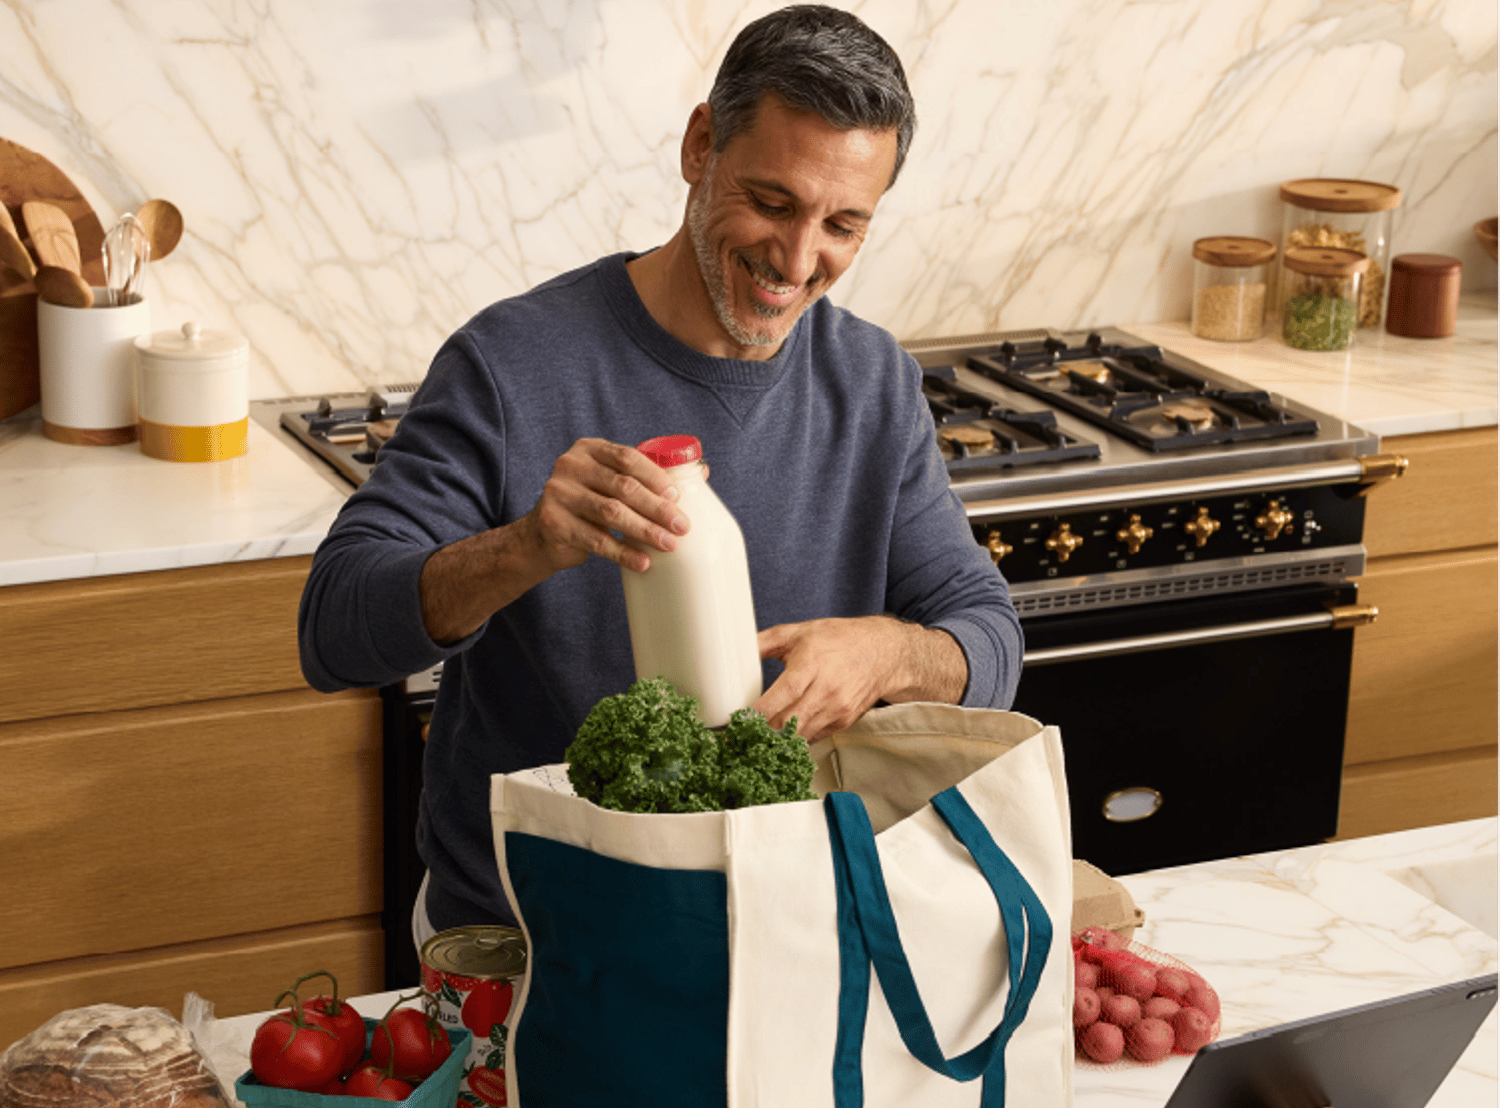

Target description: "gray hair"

left=706, top=5, right=917, bottom=188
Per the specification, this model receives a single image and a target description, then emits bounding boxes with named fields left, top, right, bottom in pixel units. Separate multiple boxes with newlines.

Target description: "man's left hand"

left=753, top=616, right=966, bottom=740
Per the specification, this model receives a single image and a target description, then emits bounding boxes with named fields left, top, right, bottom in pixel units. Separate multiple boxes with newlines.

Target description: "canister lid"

left=1391, top=253, right=1462, bottom=277
left=134, top=321, right=249, bottom=362
left=1279, top=178, right=1402, bottom=213
left=421, top=925, right=527, bottom=978
left=1192, top=236, right=1276, bottom=267
left=1282, top=246, right=1370, bottom=277
left=638, top=434, right=703, bottom=467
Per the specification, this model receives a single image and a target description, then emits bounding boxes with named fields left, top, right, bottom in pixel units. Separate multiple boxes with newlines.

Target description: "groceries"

left=235, top=971, right=469, bottom=1105
left=1072, top=926, right=1222, bottom=1065
left=0, top=1004, right=229, bottom=1108
left=564, top=675, right=815, bottom=813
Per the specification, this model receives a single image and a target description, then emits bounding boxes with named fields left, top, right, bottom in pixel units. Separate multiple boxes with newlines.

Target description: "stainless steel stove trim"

left=1024, top=607, right=1360, bottom=666
left=1006, top=544, right=1366, bottom=616
left=960, top=459, right=1376, bottom=520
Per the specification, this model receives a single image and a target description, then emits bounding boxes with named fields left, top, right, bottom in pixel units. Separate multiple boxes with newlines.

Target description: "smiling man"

left=298, top=4, right=1021, bottom=945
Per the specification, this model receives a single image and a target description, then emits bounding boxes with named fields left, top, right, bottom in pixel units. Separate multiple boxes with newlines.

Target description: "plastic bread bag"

left=0, top=1003, right=231, bottom=1107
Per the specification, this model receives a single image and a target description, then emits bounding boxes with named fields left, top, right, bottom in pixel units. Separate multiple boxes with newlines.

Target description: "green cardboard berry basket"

left=235, top=1018, right=470, bottom=1106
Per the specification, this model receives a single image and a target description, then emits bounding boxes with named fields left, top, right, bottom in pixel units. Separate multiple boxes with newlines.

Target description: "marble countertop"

left=2, top=293, right=1494, bottom=589
left=197, top=817, right=1497, bottom=1106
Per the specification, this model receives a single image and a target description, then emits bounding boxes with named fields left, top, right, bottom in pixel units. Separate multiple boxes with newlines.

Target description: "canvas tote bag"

left=491, top=702, right=1074, bottom=1108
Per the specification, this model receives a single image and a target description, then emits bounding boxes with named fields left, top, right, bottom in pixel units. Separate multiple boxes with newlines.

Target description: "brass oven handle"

left=1023, top=604, right=1377, bottom=666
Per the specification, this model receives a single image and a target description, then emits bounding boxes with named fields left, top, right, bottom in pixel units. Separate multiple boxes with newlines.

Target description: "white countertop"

left=1127, top=291, right=1498, bottom=439
left=198, top=817, right=1497, bottom=1107
left=2, top=293, right=1494, bottom=589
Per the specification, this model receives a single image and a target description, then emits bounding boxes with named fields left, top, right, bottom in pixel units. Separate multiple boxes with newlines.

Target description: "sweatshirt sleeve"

left=883, top=385, right=1024, bottom=710
left=297, top=334, right=501, bottom=691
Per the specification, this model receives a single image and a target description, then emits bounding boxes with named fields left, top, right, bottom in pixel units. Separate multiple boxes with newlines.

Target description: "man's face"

left=684, top=95, right=898, bottom=360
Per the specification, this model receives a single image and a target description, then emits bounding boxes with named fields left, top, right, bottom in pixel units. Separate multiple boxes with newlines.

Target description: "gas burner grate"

left=923, top=367, right=1101, bottom=470
left=967, top=332, right=1318, bottom=452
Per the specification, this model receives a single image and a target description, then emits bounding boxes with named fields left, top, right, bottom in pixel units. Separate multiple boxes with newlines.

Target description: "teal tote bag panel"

left=504, top=831, right=730, bottom=1108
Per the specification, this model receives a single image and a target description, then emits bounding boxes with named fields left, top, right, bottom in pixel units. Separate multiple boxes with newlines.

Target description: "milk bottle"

left=621, top=435, right=762, bottom=727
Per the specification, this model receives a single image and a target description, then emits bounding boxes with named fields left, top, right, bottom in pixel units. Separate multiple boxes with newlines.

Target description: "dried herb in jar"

left=1282, top=293, right=1358, bottom=350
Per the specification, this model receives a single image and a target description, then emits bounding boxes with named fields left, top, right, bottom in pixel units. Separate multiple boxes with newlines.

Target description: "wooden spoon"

left=136, top=199, right=183, bottom=260
left=0, top=225, right=36, bottom=282
left=0, top=203, right=19, bottom=239
left=21, top=201, right=82, bottom=273
left=35, top=264, right=93, bottom=308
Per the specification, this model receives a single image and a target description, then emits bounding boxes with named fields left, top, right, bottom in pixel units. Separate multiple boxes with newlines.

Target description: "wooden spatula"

left=21, top=201, right=82, bottom=274
left=0, top=225, right=36, bottom=282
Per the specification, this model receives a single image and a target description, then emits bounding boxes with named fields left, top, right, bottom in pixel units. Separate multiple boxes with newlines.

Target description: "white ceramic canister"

left=37, top=291, right=150, bottom=445
left=621, top=435, right=762, bottom=727
left=134, top=321, right=250, bottom=462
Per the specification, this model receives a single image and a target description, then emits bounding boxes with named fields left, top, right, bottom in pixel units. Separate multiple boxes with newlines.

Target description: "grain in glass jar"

left=1279, top=246, right=1367, bottom=351
left=1279, top=178, right=1400, bottom=329
left=1190, top=236, right=1275, bottom=341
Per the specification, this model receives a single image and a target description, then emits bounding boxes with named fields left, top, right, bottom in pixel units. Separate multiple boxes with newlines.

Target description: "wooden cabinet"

left=0, top=557, right=384, bottom=1049
left=1338, top=427, right=1499, bottom=839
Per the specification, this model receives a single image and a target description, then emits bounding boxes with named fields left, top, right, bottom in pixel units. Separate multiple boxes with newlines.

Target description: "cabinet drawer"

left=1345, top=548, right=1498, bottom=764
left=0, top=918, right=383, bottom=1056
left=1365, top=428, right=1498, bottom=558
left=1338, top=746, right=1498, bottom=840
left=0, top=557, right=314, bottom=725
left=0, top=688, right=382, bottom=969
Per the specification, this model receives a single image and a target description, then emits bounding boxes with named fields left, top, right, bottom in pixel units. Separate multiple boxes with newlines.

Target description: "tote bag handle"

left=823, top=788, right=1052, bottom=1108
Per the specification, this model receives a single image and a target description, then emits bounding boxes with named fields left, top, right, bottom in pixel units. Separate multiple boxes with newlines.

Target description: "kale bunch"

left=564, top=676, right=817, bottom=814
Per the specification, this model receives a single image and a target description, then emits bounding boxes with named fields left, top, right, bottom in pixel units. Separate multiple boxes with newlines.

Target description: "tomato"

left=313, top=1074, right=347, bottom=1094
left=461, top=978, right=514, bottom=1036
left=344, top=1064, right=414, bottom=1100
left=304, top=993, right=366, bottom=1075
left=249, top=1005, right=344, bottom=1091
left=371, top=1006, right=452, bottom=1079
left=468, top=1065, right=508, bottom=1106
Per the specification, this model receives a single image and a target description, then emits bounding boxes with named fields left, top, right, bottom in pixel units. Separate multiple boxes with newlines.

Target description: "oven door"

left=1011, top=581, right=1362, bottom=876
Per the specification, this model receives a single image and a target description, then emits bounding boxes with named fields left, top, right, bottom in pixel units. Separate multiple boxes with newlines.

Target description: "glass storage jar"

left=1279, top=178, right=1400, bottom=329
left=1279, top=246, right=1367, bottom=351
left=1190, top=236, right=1275, bottom=341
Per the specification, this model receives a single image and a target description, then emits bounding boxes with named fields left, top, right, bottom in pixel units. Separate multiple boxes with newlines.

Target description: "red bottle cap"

left=637, top=435, right=703, bottom=467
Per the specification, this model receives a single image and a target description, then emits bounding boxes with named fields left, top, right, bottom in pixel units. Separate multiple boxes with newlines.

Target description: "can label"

left=421, top=926, right=527, bottom=1107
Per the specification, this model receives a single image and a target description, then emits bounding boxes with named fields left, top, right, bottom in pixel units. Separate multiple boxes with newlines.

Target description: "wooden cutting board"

left=0, top=137, right=106, bottom=420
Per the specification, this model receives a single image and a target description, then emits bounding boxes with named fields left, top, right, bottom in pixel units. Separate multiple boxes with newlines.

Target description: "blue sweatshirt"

left=298, top=252, right=1021, bottom=926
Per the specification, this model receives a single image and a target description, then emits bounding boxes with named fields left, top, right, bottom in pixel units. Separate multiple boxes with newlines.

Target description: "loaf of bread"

left=0, top=1004, right=230, bottom=1108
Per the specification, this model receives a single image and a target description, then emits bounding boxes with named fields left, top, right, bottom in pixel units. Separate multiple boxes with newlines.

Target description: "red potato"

left=1075, top=960, right=1100, bottom=990
left=1173, top=1006, right=1215, bottom=1053
left=1105, top=960, right=1158, bottom=1002
left=1100, top=993, right=1142, bottom=1029
left=1154, top=966, right=1193, bottom=1000
left=1094, top=985, right=1116, bottom=1003
left=1078, top=1020, right=1125, bottom=1063
left=1182, top=976, right=1221, bottom=1021
left=1143, top=996, right=1181, bottom=1022
left=1127, top=1017, right=1175, bottom=1062
left=1074, top=987, right=1101, bottom=1028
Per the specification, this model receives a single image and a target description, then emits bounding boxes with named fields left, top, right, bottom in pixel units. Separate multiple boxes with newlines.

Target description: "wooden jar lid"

left=1391, top=253, right=1462, bottom=276
left=1192, top=236, right=1276, bottom=267
left=1279, top=178, right=1402, bottom=213
left=1282, top=246, right=1369, bottom=276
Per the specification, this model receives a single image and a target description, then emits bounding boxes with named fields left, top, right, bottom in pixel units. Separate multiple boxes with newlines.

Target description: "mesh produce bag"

left=1071, top=926, right=1222, bottom=1067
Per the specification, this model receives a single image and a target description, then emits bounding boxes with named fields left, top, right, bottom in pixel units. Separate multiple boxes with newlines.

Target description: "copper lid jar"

left=1279, top=246, right=1368, bottom=351
left=1279, top=178, right=1401, bottom=330
left=1385, top=253, right=1462, bottom=338
left=1190, top=236, right=1275, bottom=342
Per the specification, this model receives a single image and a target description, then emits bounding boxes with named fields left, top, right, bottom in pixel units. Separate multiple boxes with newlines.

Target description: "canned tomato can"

left=421, top=925, right=528, bottom=1107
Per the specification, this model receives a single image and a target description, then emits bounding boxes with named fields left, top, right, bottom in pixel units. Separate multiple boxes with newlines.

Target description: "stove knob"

left=1045, top=522, right=1083, bottom=563
left=1115, top=513, right=1153, bottom=555
left=1184, top=506, right=1221, bottom=548
left=984, top=529, right=1014, bottom=564
left=1255, top=499, right=1294, bottom=541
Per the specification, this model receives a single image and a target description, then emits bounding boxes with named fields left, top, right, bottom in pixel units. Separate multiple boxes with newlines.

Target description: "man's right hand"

left=418, top=438, right=689, bottom=644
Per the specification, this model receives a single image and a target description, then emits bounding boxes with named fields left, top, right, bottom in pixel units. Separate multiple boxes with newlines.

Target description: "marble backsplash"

left=0, top=0, right=1494, bottom=400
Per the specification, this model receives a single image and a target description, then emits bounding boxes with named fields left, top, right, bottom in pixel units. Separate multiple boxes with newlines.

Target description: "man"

left=298, top=4, right=1021, bottom=939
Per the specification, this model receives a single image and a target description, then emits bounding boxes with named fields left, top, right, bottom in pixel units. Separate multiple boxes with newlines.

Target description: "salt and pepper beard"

left=687, top=155, right=822, bottom=350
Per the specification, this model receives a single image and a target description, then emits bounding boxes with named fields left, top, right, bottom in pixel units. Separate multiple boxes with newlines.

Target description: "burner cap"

left=1159, top=400, right=1216, bottom=429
